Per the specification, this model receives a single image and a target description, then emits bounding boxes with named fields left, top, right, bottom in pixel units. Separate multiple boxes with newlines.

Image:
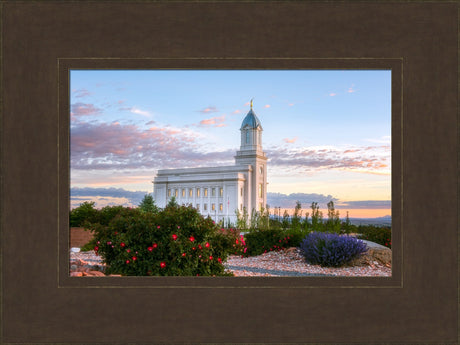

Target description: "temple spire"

left=250, top=98, right=254, bottom=109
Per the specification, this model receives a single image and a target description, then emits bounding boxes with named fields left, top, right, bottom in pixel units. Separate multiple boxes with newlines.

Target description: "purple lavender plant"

left=299, top=232, right=368, bottom=267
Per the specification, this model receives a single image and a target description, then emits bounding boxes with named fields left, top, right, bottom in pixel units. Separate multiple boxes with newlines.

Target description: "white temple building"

left=153, top=102, right=268, bottom=225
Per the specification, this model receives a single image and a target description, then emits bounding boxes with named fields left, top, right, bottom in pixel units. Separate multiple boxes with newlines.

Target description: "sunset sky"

left=70, top=70, right=391, bottom=218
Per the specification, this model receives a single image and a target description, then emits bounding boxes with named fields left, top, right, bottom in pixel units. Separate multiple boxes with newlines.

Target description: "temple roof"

left=240, top=107, right=262, bottom=130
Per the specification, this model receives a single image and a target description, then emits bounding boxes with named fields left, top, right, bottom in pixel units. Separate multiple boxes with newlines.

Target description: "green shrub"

left=86, top=204, right=233, bottom=276
left=244, top=228, right=306, bottom=256
left=357, top=225, right=391, bottom=248
left=70, top=201, right=99, bottom=227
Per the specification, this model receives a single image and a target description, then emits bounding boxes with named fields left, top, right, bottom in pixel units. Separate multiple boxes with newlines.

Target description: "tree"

left=310, top=202, right=322, bottom=231
left=69, top=201, right=98, bottom=227
left=326, top=200, right=341, bottom=233
left=166, top=196, right=179, bottom=208
left=291, top=201, right=302, bottom=230
left=139, top=194, right=159, bottom=213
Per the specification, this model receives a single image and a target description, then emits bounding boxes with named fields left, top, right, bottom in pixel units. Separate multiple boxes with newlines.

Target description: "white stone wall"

left=153, top=166, right=249, bottom=225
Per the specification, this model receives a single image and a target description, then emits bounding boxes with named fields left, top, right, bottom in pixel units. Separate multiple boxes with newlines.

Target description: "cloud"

left=288, top=103, right=294, bottom=106
left=71, top=103, right=103, bottom=117
left=347, top=86, right=356, bottom=93
left=73, top=88, right=92, bottom=98
left=283, top=137, right=298, bottom=144
left=264, top=104, right=271, bottom=108
left=329, top=93, right=337, bottom=97
left=70, top=187, right=149, bottom=209
left=198, top=115, right=226, bottom=127
left=118, top=106, right=151, bottom=117
left=71, top=121, right=234, bottom=170
left=232, top=110, right=241, bottom=114
left=338, top=200, right=391, bottom=209
left=130, top=107, right=150, bottom=117
left=198, top=106, right=219, bottom=114
left=145, top=120, right=155, bottom=126
left=267, top=192, right=338, bottom=208
left=265, top=145, right=390, bottom=174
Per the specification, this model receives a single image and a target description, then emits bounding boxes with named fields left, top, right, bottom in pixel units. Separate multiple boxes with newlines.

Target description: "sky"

left=70, top=70, right=391, bottom=218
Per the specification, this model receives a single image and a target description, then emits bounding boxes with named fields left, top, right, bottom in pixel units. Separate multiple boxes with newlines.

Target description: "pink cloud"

left=264, top=104, right=271, bottom=108
left=71, top=121, right=234, bottom=170
left=283, top=137, right=298, bottom=144
left=199, top=115, right=226, bottom=127
left=71, top=103, right=103, bottom=117
left=73, top=88, right=92, bottom=98
left=265, top=145, right=390, bottom=175
left=198, top=106, right=219, bottom=114
left=329, top=93, right=337, bottom=97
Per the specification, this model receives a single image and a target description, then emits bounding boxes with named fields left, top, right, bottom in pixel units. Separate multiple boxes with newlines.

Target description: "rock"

left=70, top=264, right=78, bottom=271
left=70, top=272, right=83, bottom=277
left=349, top=243, right=391, bottom=267
left=88, top=270, right=106, bottom=277
left=70, top=247, right=81, bottom=253
left=285, top=247, right=297, bottom=254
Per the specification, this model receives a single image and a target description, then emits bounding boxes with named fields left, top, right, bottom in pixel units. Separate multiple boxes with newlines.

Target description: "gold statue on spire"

left=250, top=98, right=254, bottom=109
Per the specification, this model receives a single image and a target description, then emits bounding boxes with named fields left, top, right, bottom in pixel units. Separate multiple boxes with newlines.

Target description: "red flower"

left=94, top=246, right=99, bottom=251
left=182, top=252, right=186, bottom=257
left=217, top=258, right=222, bottom=263
left=97, top=241, right=100, bottom=245
left=157, top=226, right=161, bottom=229
left=160, top=262, right=166, bottom=268
left=177, top=226, right=181, bottom=229
left=153, top=243, right=158, bottom=248
left=120, top=242, right=126, bottom=247
left=126, top=260, right=130, bottom=264
left=148, top=246, right=153, bottom=252
left=205, top=242, right=210, bottom=248
left=189, top=236, right=195, bottom=242
left=192, top=247, right=196, bottom=250
left=172, top=234, right=178, bottom=240
left=114, top=232, right=118, bottom=235
left=198, top=244, right=202, bottom=250
left=126, top=249, right=131, bottom=253
left=235, top=239, right=239, bottom=244
left=132, top=256, right=137, bottom=261
left=209, top=256, right=213, bottom=260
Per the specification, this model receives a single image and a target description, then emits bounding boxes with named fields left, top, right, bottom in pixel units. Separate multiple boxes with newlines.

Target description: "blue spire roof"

left=240, top=108, right=263, bottom=130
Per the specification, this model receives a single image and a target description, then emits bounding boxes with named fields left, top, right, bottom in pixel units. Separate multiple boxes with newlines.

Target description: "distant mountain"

left=346, top=216, right=391, bottom=226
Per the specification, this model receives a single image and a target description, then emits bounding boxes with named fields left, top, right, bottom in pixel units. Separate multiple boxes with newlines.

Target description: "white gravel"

left=224, top=248, right=391, bottom=277
left=70, top=248, right=391, bottom=277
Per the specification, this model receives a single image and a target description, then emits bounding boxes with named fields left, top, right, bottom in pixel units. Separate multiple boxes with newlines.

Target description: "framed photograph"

left=68, top=68, right=394, bottom=279
left=2, top=2, right=457, bottom=344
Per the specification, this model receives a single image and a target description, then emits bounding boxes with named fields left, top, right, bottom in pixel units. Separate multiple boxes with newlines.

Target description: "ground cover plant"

left=299, top=232, right=368, bottom=267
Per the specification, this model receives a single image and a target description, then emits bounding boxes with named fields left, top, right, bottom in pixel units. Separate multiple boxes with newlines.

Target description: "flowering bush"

left=299, top=232, right=368, bottom=267
left=357, top=225, right=391, bottom=249
left=86, top=204, right=233, bottom=276
left=212, top=228, right=247, bottom=256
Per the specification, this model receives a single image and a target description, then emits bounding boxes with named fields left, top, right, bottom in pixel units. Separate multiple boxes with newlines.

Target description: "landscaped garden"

left=70, top=195, right=391, bottom=277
